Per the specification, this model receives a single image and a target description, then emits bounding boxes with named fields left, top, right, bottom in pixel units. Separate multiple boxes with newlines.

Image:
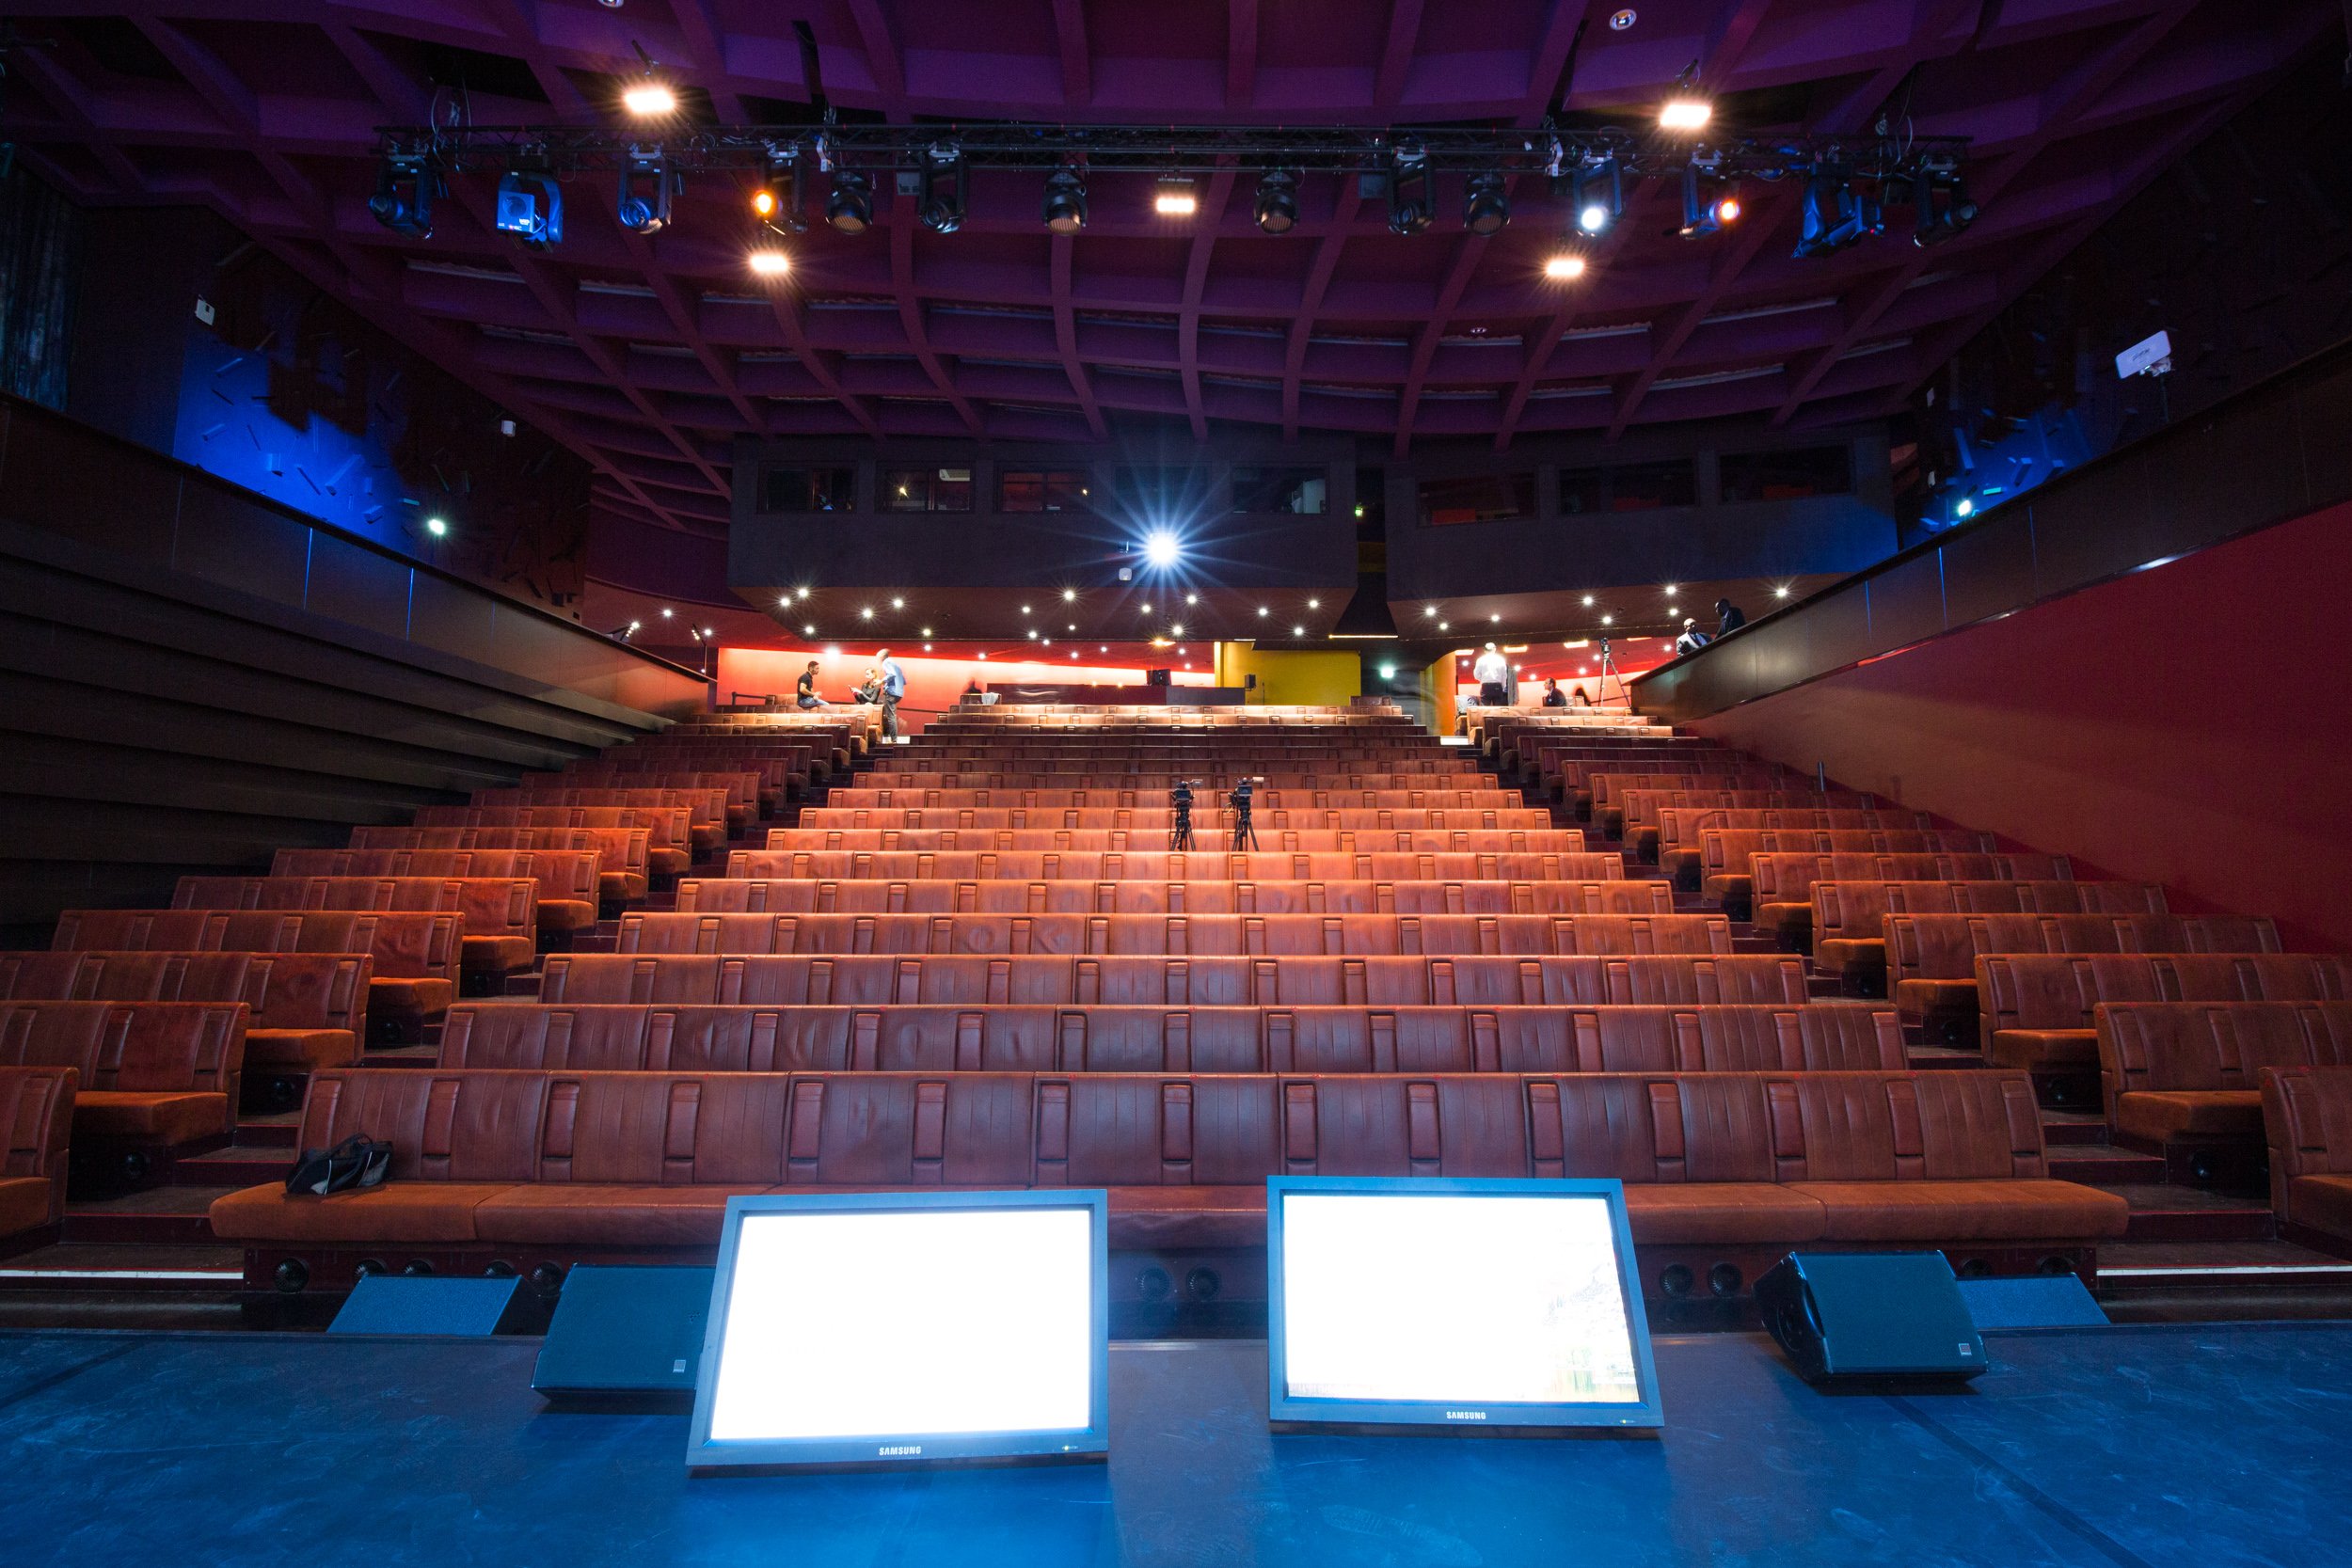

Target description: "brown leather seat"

left=0, top=1000, right=246, bottom=1147
left=0, top=1066, right=76, bottom=1243
left=763, top=829, right=1592, bottom=854
left=410, top=806, right=691, bottom=880
left=1887, top=914, right=2286, bottom=1037
left=2261, top=1067, right=2352, bottom=1252
left=173, top=876, right=538, bottom=979
left=2100, top=1001, right=2352, bottom=1145
left=796, top=806, right=1554, bottom=832
left=1983, top=953, right=2352, bottom=1081
left=729, top=850, right=1618, bottom=882
left=673, top=878, right=1672, bottom=918
left=270, top=849, right=603, bottom=934
left=1805, top=870, right=2135, bottom=973
left=345, top=826, right=654, bottom=903
left=1700, top=830, right=2001, bottom=909
left=0, top=949, right=369, bottom=1071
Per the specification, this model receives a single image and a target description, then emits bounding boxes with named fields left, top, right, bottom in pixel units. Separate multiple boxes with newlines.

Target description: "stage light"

left=921, top=626, right=932, bottom=636
left=827, top=171, right=873, bottom=234
left=1184, top=593, right=1200, bottom=606
left=660, top=609, right=674, bottom=619
left=889, top=596, right=904, bottom=610
left=1463, top=171, right=1510, bottom=235
left=923, top=642, right=932, bottom=651
left=1572, top=154, right=1623, bottom=234
left=1912, top=159, right=1978, bottom=247
left=1490, top=613, right=1502, bottom=623
left=1680, top=160, right=1740, bottom=237
left=977, top=651, right=988, bottom=660
left=1292, top=625, right=1306, bottom=636
left=1663, top=584, right=1677, bottom=594
left=1154, top=176, right=1200, bottom=216
left=617, top=150, right=676, bottom=234
left=622, top=79, right=678, bottom=118
left=921, top=144, right=968, bottom=233
left=1066, top=624, right=1075, bottom=631
left=1424, top=606, right=1438, bottom=616
left=1660, top=95, right=1711, bottom=131
left=779, top=596, right=791, bottom=607
left=1387, top=143, right=1432, bottom=235
left=369, top=154, right=439, bottom=238
left=752, top=153, right=804, bottom=234
left=1028, top=628, right=1039, bottom=640
left=1042, top=638, right=1053, bottom=646
left=494, top=172, right=563, bottom=248
left=1254, top=170, right=1299, bottom=233
left=1795, top=165, right=1877, bottom=258
left=1544, top=252, right=1588, bottom=280
left=1042, top=168, right=1089, bottom=235
left=803, top=624, right=815, bottom=634
left=1259, top=606, right=1270, bottom=617
left=1170, top=624, right=1184, bottom=637
left=1955, top=497, right=1975, bottom=517
left=1021, top=605, right=1032, bottom=614
left=1379, top=664, right=1396, bottom=679
left=424, top=516, right=448, bottom=538
left=1438, top=621, right=1448, bottom=631
left=1600, top=613, right=1614, bottom=626
left=1099, top=644, right=1107, bottom=653
left=1142, top=530, right=1182, bottom=569
left=746, top=248, right=791, bottom=277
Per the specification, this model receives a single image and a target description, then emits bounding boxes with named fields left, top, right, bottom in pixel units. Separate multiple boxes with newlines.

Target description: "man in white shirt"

left=1471, top=642, right=1512, bottom=707
left=1675, top=618, right=1710, bottom=657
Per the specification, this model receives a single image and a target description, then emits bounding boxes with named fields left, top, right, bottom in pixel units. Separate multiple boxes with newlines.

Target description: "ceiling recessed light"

left=1258, top=607, right=1270, bottom=617
left=1185, top=593, right=1199, bottom=605
left=1774, top=586, right=1792, bottom=598
left=923, top=642, right=932, bottom=651
left=1581, top=594, right=1595, bottom=607
left=1543, top=253, right=1588, bottom=280
left=802, top=624, right=814, bottom=635
left=1663, top=584, right=1677, bottom=594
left=1062, top=588, right=1076, bottom=601
left=920, top=626, right=932, bottom=636
left=1307, top=598, right=1320, bottom=610
left=1021, top=605, right=1032, bottom=614
left=660, top=609, right=674, bottom=619
left=860, top=607, right=873, bottom=619
left=1292, top=625, right=1305, bottom=636
left=1600, top=614, right=1614, bottom=626
left=1170, top=624, right=1184, bottom=637
left=797, top=587, right=810, bottom=599
left=1028, top=629, right=1039, bottom=640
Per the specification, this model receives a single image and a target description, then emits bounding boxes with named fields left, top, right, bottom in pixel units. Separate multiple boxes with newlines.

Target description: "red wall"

left=1687, top=500, right=2352, bottom=953
left=718, top=647, right=1213, bottom=734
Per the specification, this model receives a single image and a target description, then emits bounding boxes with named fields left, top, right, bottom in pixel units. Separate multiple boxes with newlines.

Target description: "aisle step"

left=62, top=1186, right=233, bottom=1245
left=2110, top=1183, right=2276, bottom=1243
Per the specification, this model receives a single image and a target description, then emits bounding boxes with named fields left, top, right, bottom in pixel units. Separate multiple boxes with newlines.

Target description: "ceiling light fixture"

left=1253, top=169, right=1299, bottom=234
left=920, top=143, right=968, bottom=233
left=1042, top=166, right=1089, bottom=235
left=1463, top=171, right=1510, bottom=235
left=1153, top=176, right=1200, bottom=216
left=746, top=248, right=791, bottom=277
left=826, top=170, right=873, bottom=234
left=1543, top=253, right=1588, bottom=279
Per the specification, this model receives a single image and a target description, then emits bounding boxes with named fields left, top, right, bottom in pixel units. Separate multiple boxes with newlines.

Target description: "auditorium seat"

left=0, top=1066, right=75, bottom=1251
left=409, top=806, right=692, bottom=881
left=0, top=1000, right=246, bottom=1155
left=435, top=1002, right=1901, bottom=1075
left=728, top=850, right=1618, bottom=882
left=672, top=878, right=1674, bottom=918
left=50, top=910, right=459, bottom=1040
left=474, top=787, right=726, bottom=853
left=1699, top=829, right=2003, bottom=911
left=0, top=949, right=370, bottom=1076
left=1654, top=808, right=1931, bottom=887
left=2260, top=1067, right=2352, bottom=1256
left=1622, top=789, right=1883, bottom=861
left=534, top=952, right=1811, bottom=1007
left=208, top=1067, right=2124, bottom=1298
left=795, top=806, right=1555, bottom=832
left=2097, top=1002, right=2352, bottom=1148
left=1885, top=913, right=2285, bottom=1038
left=764, top=828, right=1592, bottom=854
left=1806, top=873, right=2145, bottom=978
left=612, top=911, right=1735, bottom=957
left=266, top=849, right=602, bottom=934
left=346, top=826, right=652, bottom=904
left=171, top=876, right=538, bottom=981
left=1980, top=953, right=2352, bottom=1082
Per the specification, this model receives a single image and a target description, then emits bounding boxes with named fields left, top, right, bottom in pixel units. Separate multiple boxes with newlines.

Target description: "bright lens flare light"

left=1659, top=97, right=1711, bottom=131
left=1143, top=530, right=1181, bottom=569
left=747, top=248, right=791, bottom=277
left=1717, top=195, right=1743, bottom=224
left=1544, top=253, right=1588, bottom=280
left=623, top=81, right=679, bottom=117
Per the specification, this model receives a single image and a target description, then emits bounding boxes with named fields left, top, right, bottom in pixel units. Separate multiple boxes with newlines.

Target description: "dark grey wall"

left=0, top=395, right=707, bottom=943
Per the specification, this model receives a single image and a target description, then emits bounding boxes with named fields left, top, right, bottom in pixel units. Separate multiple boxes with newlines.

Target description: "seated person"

left=1541, top=678, right=1567, bottom=708
left=850, top=668, right=883, bottom=705
left=795, top=659, right=826, bottom=708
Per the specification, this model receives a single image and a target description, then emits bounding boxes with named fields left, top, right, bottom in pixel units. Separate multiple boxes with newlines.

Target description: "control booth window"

left=1557, top=460, right=1698, bottom=515
left=998, top=468, right=1093, bottom=513
left=882, top=467, right=976, bottom=513
left=761, top=465, right=858, bottom=514
left=1232, top=466, right=1329, bottom=515
left=1719, top=445, right=1853, bottom=503
left=1416, top=471, right=1535, bottom=526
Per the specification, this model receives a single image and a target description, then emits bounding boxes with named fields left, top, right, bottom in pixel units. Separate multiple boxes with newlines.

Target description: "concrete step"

left=2045, top=1143, right=2167, bottom=1185
left=62, top=1185, right=233, bottom=1245
left=2110, top=1182, right=2276, bottom=1243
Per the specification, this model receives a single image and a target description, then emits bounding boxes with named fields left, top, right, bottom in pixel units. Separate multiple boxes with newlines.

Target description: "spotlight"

left=1062, top=588, right=1076, bottom=601
left=1600, top=613, right=1614, bottom=626
left=1387, top=142, right=1432, bottom=235
left=921, top=626, right=932, bottom=636
left=803, top=624, right=815, bottom=634
left=424, top=516, right=448, bottom=537
left=1912, top=159, right=1978, bottom=247
left=1379, top=664, right=1397, bottom=679
left=660, top=609, right=674, bottom=619
left=1028, top=629, right=1039, bottom=640
left=1544, top=252, right=1588, bottom=280
left=1184, top=593, right=1199, bottom=606
left=1679, top=159, right=1740, bottom=237
left=826, top=171, right=873, bottom=235
left=1463, top=171, right=1510, bottom=235
left=1438, top=621, right=1448, bottom=631
left=797, top=586, right=810, bottom=599
left=1258, top=607, right=1270, bottom=617
left=752, top=152, right=804, bottom=233
left=1253, top=170, right=1299, bottom=234
left=1424, top=606, right=1438, bottom=616
left=923, top=642, right=932, bottom=651
left=1773, top=586, right=1791, bottom=598
left=622, top=80, right=678, bottom=118
left=1292, top=625, right=1306, bottom=636
left=747, top=248, right=791, bottom=277
left=1955, top=497, right=1975, bottom=518
left=1021, top=605, right=1032, bottom=615
left=1795, top=165, right=1878, bottom=259
left=921, top=144, right=967, bottom=233
left=1042, top=167, right=1089, bottom=235
left=1571, top=154, right=1622, bottom=235
left=860, top=607, right=874, bottom=619
left=494, top=172, right=563, bottom=248
left=1307, top=598, right=1320, bottom=610
left=1153, top=176, right=1200, bottom=217
left=1581, top=594, right=1595, bottom=606
left=617, top=150, right=676, bottom=234
left=368, top=153, right=439, bottom=238
left=891, top=596, right=905, bottom=609
left=1143, top=531, right=1182, bottom=569
left=1663, top=584, right=1677, bottom=594
left=1659, top=95, right=1712, bottom=132
left=1169, top=624, right=1184, bottom=637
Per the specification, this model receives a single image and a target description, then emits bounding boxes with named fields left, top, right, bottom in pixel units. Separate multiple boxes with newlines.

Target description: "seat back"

left=0, top=950, right=253, bottom=1005
left=53, top=910, right=458, bottom=984
left=267, top=851, right=601, bottom=908
left=2099, top=1002, right=2352, bottom=1101
left=0, top=1066, right=76, bottom=1226
left=0, top=1000, right=246, bottom=1098
left=1890, top=914, right=2285, bottom=986
left=1816, top=879, right=2159, bottom=943
left=2260, top=1067, right=2352, bottom=1226
left=172, top=878, right=536, bottom=944
left=1979, top=953, right=2352, bottom=1043
left=673, top=878, right=1672, bottom=919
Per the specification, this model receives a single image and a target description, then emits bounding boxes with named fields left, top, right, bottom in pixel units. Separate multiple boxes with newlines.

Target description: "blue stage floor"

left=1, top=1323, right=2345, bottom=1567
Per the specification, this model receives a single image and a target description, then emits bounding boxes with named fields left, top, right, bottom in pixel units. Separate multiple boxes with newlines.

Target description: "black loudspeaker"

left=532, top=1265, right=715, bottom=1405
left=326, top=1275, right=534, bottom=1337
left=1756, top=1252, right=1987, bottom=1384
left=1146, top=668, right=1172, bottom=688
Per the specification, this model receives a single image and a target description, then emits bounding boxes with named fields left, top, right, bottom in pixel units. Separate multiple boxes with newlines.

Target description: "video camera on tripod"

left=1226, top=776, right=1267, bottom=850
left=1168, top=780, right=1199, bottom=851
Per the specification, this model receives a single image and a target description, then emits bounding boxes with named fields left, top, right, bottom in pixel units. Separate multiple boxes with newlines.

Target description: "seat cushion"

left=1789, top=1180, right=2129, bottom=1242
left=1623, top=1183, right=1825, bottom=1244
left=2284, top=1174, right=2352, bottom=1241
left=473, top=1185, right=757, bottom=1246
left=649, top=848, right=691, bottom=879
left=0, top=1176, right=56, bottom=1237
left=1660, top=849, right=1701, bottom=882
left=1815, top=938, right=1885, bottom=974
left=209, top=1182, right=513, bottom=1243
left=74, top=1090, right=228, bottom=1144
left=460, top=935, right=537, bottom=975
left=368, top=977, right=454, bottom=1021
left=1106, top=1187, right=1268, bottom=1250
left=536, top=899, right=599, bottom=935
left=597, top=872, right=647, bottom=905
left=243, top=1027, right=359, bottom=1070
left=1756, top=902, right=1812, bottom=944
left=1701, top=873, right=1754, bottom=904
left=1989, top=1028, right=2097, bottom=1071
left=1894, top=978, right=1979, bottom=1022
left=2113, top=1090, right=2265, bottom=1144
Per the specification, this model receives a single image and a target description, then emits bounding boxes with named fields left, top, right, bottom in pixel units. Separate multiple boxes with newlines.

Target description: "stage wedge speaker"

left=327, top=1275, right=533, bottom=1337
left=532, top=1265, right=714, bottom=1404
left=1756, top=1252, right=1986, bottom=1384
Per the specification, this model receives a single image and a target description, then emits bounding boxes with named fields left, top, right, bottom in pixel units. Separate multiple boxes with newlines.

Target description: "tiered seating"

left=0, top=1067, right=75, bottom=1253
left=674, top=879, right=1673, bottom=916
left=2263, top=1067, right=2352, bottom=1256
left=0, top=1000, right=246, bottom=1173
left=0, top=949, right=369, bottom=1078
left=612, top=911, right=1735, bottom=956
left=2101, top=1002, right=2352, bottom=1151
left=1886, top=913, right=2284, bottom=1040
left=170, top=877, right=540, bottom=984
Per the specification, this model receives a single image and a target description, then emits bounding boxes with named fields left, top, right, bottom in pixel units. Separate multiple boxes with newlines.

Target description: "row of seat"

left=793, top=807, right=1558, bottom=831
left=2104, top=1004, right=2352, bottom=1148
left=409, top=806, right=693, bottom=879
left=264, top=850, right=603, bottom=932
left=1886, top=914, right=2284, bottom=1035
left=725, top=850, right=1621, bottom=882
left=436, top=1002, right=1904, bottom=1076
left=0, top=950, right=371, bottom=1070
left=837, top=772, right=1495, bottom=791
left=532, top=951, right=1814, bottom=1006
left=342, top=828, right=653, bottom=902
left=0, top=1001, right=246, bottom=1150
left=171, top=878, right=538, bottom=981
left=671, top=878, right=1675, bottom=917
left=612, top=911, right=1735, bottom=957
left=821, top=787, right=1525, bottom=810
left=0, top=1067, right=75, bottom=1252
left=207, top=1067, right=2129, bottom=1300
left=1978, top=955, right=2352, bottom=1075
left=761, top=829, right=1595, bottom=852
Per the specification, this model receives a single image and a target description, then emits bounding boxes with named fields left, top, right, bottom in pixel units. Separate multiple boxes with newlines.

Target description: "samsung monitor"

left=686, top=1190, right=1110, bottom=1471
left=1267, top=1177, right=1662, bottom=1433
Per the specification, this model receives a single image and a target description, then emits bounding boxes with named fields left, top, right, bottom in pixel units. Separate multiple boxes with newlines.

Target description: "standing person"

left=1542, top=678, right=1567, bottom=708
left=1675, top=617, right=1710, bottom=657
left=875, top=647, right=907, bottom=739
left=1471, top=642, right=1512, bottom=708
left=1715, top=597, right=1748, bottom=637
left=795, top=659, right=824, bottom=709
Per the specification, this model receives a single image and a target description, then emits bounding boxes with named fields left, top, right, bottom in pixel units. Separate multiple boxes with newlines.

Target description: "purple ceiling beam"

left=1228, top=0, right=1260, bottom=109
left=1517, top=1, right=1596, bottom=127
left=887, top=199, right=988, bottom=437
left=1178, top=168, right=1239, bottom=442
left=1374, top=0, right=1424, bottom=109
left=1053, top=0, right=1092, bottom=109
left=1049, top=234, right=1110, bottom=440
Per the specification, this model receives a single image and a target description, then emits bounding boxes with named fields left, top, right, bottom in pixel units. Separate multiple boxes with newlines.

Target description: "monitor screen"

left=1267, top=1177, right=1661, bottom=1432
left=686, top=1191, right=1110, bottom=1470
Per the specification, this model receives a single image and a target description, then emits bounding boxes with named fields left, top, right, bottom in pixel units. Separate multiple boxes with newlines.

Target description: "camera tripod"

left=1228, top=781, right=1261, bottom=851
left=1594, top=637, right=1630, bottom=709
left=1168, top=783, right=1196, bottom=852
